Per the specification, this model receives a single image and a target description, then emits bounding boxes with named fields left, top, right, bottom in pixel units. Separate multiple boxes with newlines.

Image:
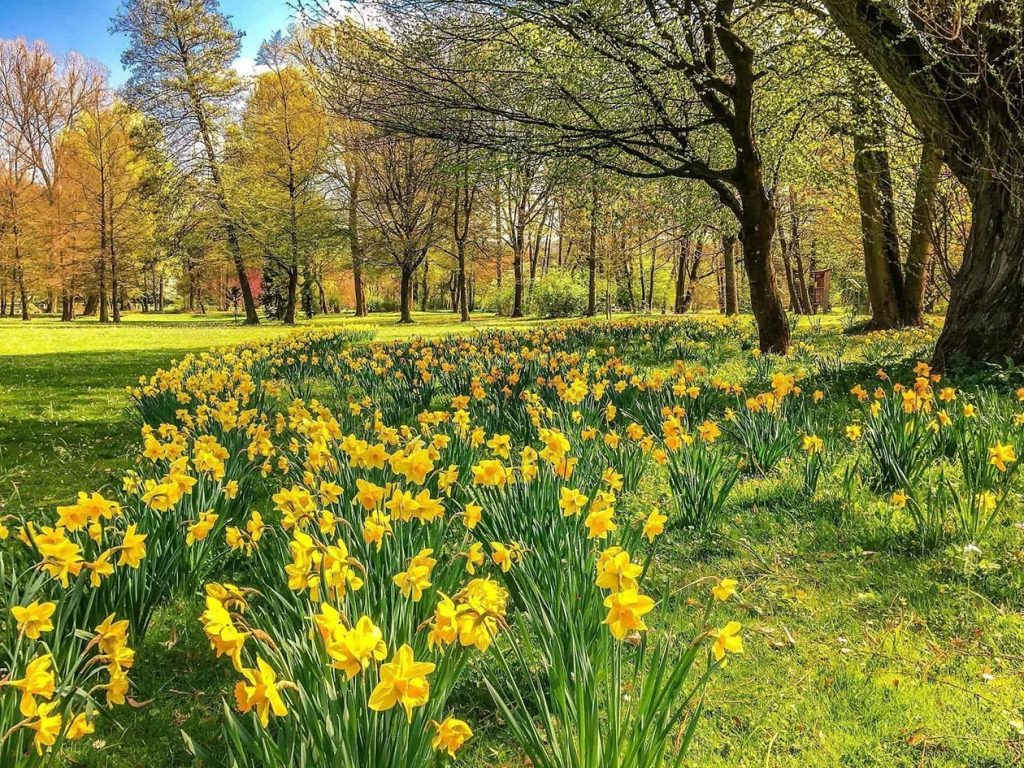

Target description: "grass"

left=2, top=309, right=1022, bottom=768
left=0, top=311, right=542, bottom=516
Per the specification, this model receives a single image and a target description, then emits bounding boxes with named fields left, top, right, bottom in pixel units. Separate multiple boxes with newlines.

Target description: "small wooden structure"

left=811, top=269, right=831, bottom=313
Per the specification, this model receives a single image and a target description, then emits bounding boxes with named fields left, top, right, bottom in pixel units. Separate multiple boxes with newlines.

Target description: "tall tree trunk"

left=788, top=189, right=813, bottom=314
left=674, top=238, right=689, bottom=314
left=494, top=180, right=503, bottom=287
left=98, top=185, right=109, bottom=324
left=284, top=266, right=298, bottom=325
left=852, top=84, right=904, bottom=328
left=587, top=185, right=598, bottom=316
left=778, top=224, right=801, bottom=312
left=420, top=253, right=429, bottom=312
left=457, top=240, right=470, bottom=322
left=853, top=133, right=902, bottom=328
left=722, top=233, right=739, bottom=315
left=192, top=99, right=258, bottom=325
left=109, top=197, right=121, bottom=324
left=16, top=263, right=29, bottom=321
left=738, top=190, right=789, bottom=353
left=681, top=240, right=704, bottom=312
left=348, top=165, right=366, bottom=317
left=822, top=0, right=1024, bottom=366
left=934, top=173, right=1024, bottom=365
left=900, top=142, right=943, bottom=326
left=648, top=245, right=657, bottom=312
left=720, top=26, right=790, bottom=353
left=512, top=221, right=525, bottom=318
left=398, top=261, right=415, bottom=324
left=11, top=210, right=29, bottom=321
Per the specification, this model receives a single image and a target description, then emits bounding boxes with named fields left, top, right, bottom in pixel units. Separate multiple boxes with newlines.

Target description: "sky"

left=0, top=0, right=296, bottom=85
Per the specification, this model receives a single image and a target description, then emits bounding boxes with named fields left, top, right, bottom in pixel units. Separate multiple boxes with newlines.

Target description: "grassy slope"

left=1, top=311, right=1021, bottom=768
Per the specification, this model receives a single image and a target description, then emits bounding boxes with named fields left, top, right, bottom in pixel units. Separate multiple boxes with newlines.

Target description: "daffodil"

left=431, top=716, right=473, bottom=756
left=603, top=589, right=655, bottom=639
left=11, top=600, right=56, bottom=640
left=234, top=657, right=289, bottom=727
left=711, top=621, right=744, bottom=664
left=368, top=644, right=435, bottom=721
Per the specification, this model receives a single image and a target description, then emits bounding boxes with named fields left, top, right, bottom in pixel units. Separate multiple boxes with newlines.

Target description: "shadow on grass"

left=0, top=348, right=203, bottom=515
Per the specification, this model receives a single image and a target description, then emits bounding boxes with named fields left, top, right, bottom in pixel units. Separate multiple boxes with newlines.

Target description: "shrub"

left=479, top=280, right=519, bottom=316
left=532, top=268, right=588, bottom=317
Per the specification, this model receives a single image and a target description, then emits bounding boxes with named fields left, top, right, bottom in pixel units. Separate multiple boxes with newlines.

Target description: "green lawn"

left=0, top=311, right=542, bottom=517
left=2, top=310, right=1021, bottom=768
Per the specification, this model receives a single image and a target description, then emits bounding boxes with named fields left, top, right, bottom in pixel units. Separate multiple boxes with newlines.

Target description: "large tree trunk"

left=398, top=262, right=415, bottom=324
left=739, top=189, right=790, bottom=353
left=853, top=123, right=903, bottom=329
left=900, top=142, right=943, bottom=327
left=719, top=24, right=790, bottom=353
left=934, top=174, right=1024, bottom=365
left=819, top=0, right=1023, bottom=364
left=722, top=233, right=739, bottom=315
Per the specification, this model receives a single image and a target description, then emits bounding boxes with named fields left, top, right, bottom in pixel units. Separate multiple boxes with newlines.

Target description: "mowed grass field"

left=1, top=311, right=1022, bottom=768
left=0, top=311, right=547, bottom=517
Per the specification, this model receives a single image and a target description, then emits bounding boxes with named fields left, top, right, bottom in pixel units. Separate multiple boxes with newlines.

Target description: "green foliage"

left=531, top=268, right=588, bottom=318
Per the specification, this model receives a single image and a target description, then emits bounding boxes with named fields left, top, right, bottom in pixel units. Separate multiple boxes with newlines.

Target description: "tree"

left=233, top=33, right=330, bottom=324
left=317, top=1, right=836, bottom=351
left=0, top=39, right=102, bottom=320
left=63, top=95, right=156, bottom=323
left=358, top=134, right=445, bottom=323
left=113, top=0, right=260, bottom=324
left=820, top=0, right=1024, bottom=364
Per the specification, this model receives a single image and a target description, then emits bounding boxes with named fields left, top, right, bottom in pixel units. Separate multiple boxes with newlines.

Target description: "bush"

left=367, top=295, right=400, bottom=313
left=532, top=268, right=588, bottom=317
left=479, top=280, right=519, bottom=316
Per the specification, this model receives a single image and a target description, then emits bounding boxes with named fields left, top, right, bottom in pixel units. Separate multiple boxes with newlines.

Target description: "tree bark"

left=681, top=239, right=704, bottom=312
left=587, top=185, right=598, bottom=316
left=718, top=22, right=790, bottom=353
left=673, top=238, right=689, bottom=314
left=512, top=221, right=525, bottom=317
left=284, top=266, right=298, bottom=325
left=778, top=223, right=801, bottom=312
left=348, top=165, right=367, bottom=316
left=820, top=0, right=1023, bottom=364
left=722, top=233, right=739, bottom=315
left=420, top=253, right=429, bottom=312
left=788, top=189, right=813, bottom=314
left=934, top=174, right=1024, bottom=366
left=900, top=142, right=943, bottom=326
left=852, top=114, right=903, bottom=328
left=398, top=262, right=415, bottom=323
left=457, top=239, right=470, bottom=322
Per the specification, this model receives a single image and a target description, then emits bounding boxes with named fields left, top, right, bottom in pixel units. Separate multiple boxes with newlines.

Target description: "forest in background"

left=1, top=0, right=1018, bottom=365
